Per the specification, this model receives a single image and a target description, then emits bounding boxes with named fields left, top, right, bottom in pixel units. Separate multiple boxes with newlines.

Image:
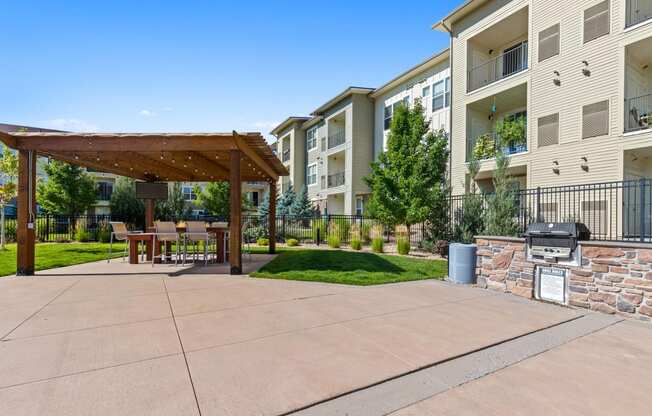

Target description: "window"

left=307, top=163, right=317, bottom=186
left=182, top=186, right=197, bottom=201
left=422, top=85, right=430, bottom=98
left=307, top=127, right=318, bottom=151
left=582, top=100, right=609, bottom=139
left=384, top=98, right=410, bottom=130
left=96, top=182, right=113, bottom=201
left=355, top=196, right=364, bottom=216
left=584, top=0, right=609, bottom=43
left=432, top=77, right=450, bottom=111
left=538, top=113, right=559, bottom=147
left=538, top=24, right=560, bottom=62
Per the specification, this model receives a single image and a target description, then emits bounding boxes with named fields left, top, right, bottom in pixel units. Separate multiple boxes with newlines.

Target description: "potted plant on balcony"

left=495, top=115, right=526, bottom=152
left=473, top=133, right=496, bottom=160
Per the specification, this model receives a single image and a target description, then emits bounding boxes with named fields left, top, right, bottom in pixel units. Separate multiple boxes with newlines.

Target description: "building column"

left=229, top=150, right=242, bottom=274
left=17, top=150, right=37, bottom=276
left=268, top=182, right=276, bottom=254
left=145, top=199, right=155, bottom=230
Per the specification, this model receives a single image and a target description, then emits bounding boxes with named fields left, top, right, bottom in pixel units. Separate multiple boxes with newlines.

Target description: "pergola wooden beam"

left=234, top=132, right=279, bottom=181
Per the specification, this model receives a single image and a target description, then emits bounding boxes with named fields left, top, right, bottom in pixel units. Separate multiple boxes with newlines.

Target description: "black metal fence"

left=2, top=215, right=113, bottom=243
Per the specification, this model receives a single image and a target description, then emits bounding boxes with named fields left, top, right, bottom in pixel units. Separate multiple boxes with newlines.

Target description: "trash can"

left=448, top=243, right=477, bottom=284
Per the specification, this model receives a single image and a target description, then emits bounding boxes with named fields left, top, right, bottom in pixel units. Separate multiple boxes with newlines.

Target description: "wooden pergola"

left=0, top=131, right=287, bottom=276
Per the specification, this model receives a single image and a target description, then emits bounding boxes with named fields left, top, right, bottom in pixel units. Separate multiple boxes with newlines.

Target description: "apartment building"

left=271, top=88, right=375, bottom=215
left=370, top=49, right=451, bottom=159
left=178, top=181, right=268, bottom=216
left=433, top=0, right=652, bottom=195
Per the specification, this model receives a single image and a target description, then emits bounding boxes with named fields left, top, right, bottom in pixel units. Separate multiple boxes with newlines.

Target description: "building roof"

left=270, top=117, right=311, bottom=137
left=0, top=123, right=62, bottom=133
left=301, top=116, right=323, bottom=130
left=311, top=87, right=375, bottom=116
left=370, top=48, right=450, bottom=98
left=432, top=0, right=490, bottom=32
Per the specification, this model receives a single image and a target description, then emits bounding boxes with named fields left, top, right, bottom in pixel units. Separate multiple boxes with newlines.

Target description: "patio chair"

left=107, top=222, right=142, bottom=263
left=152, top=221, right=181, bottom=266
left=183, top=221, right=211, bottom=266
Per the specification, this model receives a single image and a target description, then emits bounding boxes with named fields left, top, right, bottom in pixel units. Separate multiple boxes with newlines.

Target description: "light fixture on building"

left=553, top=71, right=561, bottom=86
left=552, top=160, right=560, bottom=175
left=580, top=156, right=589, bottom=172
left=582, top=61, right=591, bottom=77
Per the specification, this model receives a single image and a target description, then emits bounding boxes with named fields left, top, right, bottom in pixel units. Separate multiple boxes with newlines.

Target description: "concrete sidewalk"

left=0, top=257, right=645, bottom=415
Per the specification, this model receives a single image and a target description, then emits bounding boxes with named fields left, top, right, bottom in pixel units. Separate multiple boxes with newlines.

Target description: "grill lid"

left=525, top=222, right=591, bottom=240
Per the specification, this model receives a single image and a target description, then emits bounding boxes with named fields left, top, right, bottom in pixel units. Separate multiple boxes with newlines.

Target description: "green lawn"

left=250, top=249, right=447, bottom=286
left=0, top=243, right=127, bottom=277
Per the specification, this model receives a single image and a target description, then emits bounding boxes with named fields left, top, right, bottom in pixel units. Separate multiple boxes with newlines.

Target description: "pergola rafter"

left=0, top=130, right=286, bottom=276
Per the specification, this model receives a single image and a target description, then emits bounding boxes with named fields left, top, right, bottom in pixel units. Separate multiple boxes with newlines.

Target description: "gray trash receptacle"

left=449, top=243, right=477, bottom=284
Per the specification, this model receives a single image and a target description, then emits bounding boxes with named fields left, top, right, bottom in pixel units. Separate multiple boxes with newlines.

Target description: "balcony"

left=328, top=130, right=345, bottom=149
left=327, top=172, right=345, bottom=188
left=626, top=93, right=652, bottom=132
left=468, top=42, right=528, bottom=92
left=466, top=132, right=527, bottom=161
left=626, top=0, right=652, bottom=27
left=625, top=38, right=652, bottom=133
left=282, top=149, right=290, bottom=163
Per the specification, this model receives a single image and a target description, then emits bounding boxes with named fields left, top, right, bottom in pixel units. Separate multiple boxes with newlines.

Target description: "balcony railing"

left=468, top=42, right=528, bottom=92
left=328, top=130, right=346, bottom=149
left=327, top=172, right=345, bottom=188
left=625, top=93, right=652, bottom=133
left=466, top=132, right=527, bottom=162
left=282, top=149, right=290, bottom=163
left=626, top=0, right=652, bottom=27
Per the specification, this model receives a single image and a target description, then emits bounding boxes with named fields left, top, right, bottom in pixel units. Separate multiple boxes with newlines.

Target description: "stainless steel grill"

left=524, top=222, right=591, bottom=261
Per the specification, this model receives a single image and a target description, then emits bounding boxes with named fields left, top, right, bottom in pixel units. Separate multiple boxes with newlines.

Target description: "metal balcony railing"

left=328, top=130, right=346, bottom=149
left=282, top=149, right=290, bottom=163
left=327, top=172, right=345, bottom=188
left=626, top=0, right=652, bottom=27
left=468, top=42, right=528, bottom=92
left=625, top=93, right=652, bottom=133
left=466, top=131, right=527, bottom=162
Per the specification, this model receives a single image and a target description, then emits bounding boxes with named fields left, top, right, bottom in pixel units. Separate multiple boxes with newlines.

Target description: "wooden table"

left=145, top=226, right=229, bottom=264
left=126, top=233, right=155, bottom=264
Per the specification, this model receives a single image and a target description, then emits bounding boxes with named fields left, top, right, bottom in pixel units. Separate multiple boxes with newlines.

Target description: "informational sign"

left=536, top=266, right=568, bottom=305
left=135, top=182, right=168, bottom=200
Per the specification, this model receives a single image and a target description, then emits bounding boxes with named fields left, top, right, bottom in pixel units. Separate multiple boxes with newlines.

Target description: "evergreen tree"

left=364, top=100, right=450, bottom=233
left=277, top=185, right=296, bottom=216
left=37, top=160, right=97, bottom=217
left=109, top=177, right=144, bottom=227
left=291, top=185, right=315, bottom=217
left=258, top=192, right=270, bottom=218
left=485, top=150, right=520, bottom=236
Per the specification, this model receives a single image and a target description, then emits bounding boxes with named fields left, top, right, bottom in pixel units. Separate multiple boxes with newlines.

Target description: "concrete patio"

left=0, top=255, right=650, bottom=415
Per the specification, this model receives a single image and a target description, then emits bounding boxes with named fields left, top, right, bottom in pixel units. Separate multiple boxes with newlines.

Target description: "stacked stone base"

left=475, top=237, right=652, bottom=321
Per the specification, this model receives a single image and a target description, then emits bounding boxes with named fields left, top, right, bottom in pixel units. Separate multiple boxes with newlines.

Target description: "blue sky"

left=0, top=0, right=457, bottom=141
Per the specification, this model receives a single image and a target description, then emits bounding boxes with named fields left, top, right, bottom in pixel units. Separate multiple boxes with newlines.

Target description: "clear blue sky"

left=0, top=0, right=457, bottom=141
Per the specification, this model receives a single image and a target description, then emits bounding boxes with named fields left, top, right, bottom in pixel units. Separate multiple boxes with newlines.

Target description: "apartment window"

left=182, top=185, right=197, bottom=201
left=355, top=196, right=364, bottom=216
left=307, top=127, right=318, bottom=151
left=307, top=163, right=317, bottom=186
left=432, top=77, right=450, bottom=111
left=582, top=100, right=609, bottom=139
left=538, top=24, right=560, bottom=62
left=584, top=0, right=610, bottom=43
left=422, top=85, right=430, bottom=98
left=96, top=182, right=113, bottom=201
left=384, top=98, right=410, bottom=131
left=537, top=113, right=559, bottom=147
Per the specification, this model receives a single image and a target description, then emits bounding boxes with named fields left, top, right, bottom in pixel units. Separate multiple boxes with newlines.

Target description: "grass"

left=250, top=249, right=447, bottom=286
left=0, top=242, right=127, bottom=277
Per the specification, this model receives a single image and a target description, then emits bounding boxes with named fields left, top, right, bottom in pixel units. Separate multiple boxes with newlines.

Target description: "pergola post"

left=229, top=149, right=242, bottom=275
left=268, top=182, right=276, bottom=254
left=145, top=199, right=155, bottom=230
left=17, top=150, right=37, bottom=276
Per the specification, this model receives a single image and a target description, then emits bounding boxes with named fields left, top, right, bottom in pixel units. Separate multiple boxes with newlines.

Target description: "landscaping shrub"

left=244, top=226, right=267, bottom=243
left=371, top=237, right=384, bottom=253
left=327, top=222, right=341, bottom=248
left=312, top=218, right=327, bottom=243
left=330, top=218, right=350, bottom=242
left=397, top=238, right=410, bottom=255
left=349, top=223, right=362, bottom=250
left=360, top=222, right=372, bottom=243
left=327, top=234, right=341, bottom=249
left=286, top=238, right=299, bottom=247
left=96, top=222, right=111, bottom=243
left=351, top=239, right=362, bottom=250
left=256, top=237, right=269, bottom=246
left=75, top=229, right=93, bottom=242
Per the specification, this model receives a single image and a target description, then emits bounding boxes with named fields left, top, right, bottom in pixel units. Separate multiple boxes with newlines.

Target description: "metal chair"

left=152, top=221, right=181, bottom=266
left=183, top=221, right=211, bottom=266
left=107, top=222, right=142, bottom=262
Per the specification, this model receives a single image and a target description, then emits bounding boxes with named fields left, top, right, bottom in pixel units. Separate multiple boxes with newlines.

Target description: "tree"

left=485, top=149, right=520, bottom=236
left=364, top=100, right=450, bottom=234
left=277, top=185, right=296, bottom=216
left=258, top=192, right=270, bottom=219
left=454, top=158, right=485, bottom=243
left=109, top=177, right=144, bottom=228
left=196, top=181, right=230, bottom=219
left=37, top=160, right=97, bottom=217
left=156, top=182, right=191, bottom=221
left=0, top=145, right=18, bottom=249
left=291, top=185, right=315, bottom=217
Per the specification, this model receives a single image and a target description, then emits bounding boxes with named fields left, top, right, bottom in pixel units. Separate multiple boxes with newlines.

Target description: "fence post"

left=536, top=186, right=542, bottom=223
left=281, top=215, right=286, bottom=242
left=640, top=178, right=646, bottom=243
left=46, top=215, right=50, bottom=242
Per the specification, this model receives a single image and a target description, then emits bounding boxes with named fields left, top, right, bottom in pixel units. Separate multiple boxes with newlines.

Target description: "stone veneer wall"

left=475, top=236, right=652, bottom=321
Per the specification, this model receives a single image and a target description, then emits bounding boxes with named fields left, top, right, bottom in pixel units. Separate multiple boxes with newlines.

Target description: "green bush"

left=4, top=221, right=16, bottom=243
left=312, top=219, right=327, bottom=243
left=286, top=238, right=299, bottom=247
left=371, top=237, right=384, bottom=253
left=360, top=222, right=372, bottom=243
left=350, top=238, right=362, bottom=250
left=75, top=229, right=93, bottom=242
left=244, top=226, right=267, bottom=243
left=96, top=222, right=111, bottom=243
left=330, top=218, right=350, bottom=241
left=327, top=234, right=341, bottom=249
left=256, top=237, right=270, bottom=246
left=397, top=238, right=410, bottom=255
